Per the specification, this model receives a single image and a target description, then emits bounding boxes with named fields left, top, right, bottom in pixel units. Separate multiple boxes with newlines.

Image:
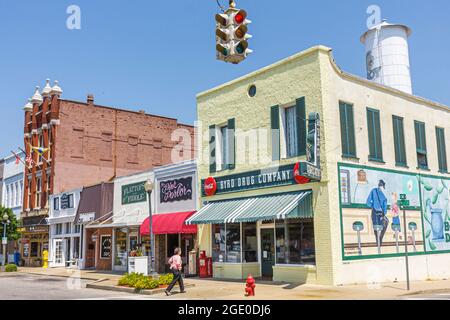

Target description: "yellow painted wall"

left=213, top=262, right=261, bottom=279
left=196, top=45, right=450, bottom=286
left=273, top=265, right=317, bottom=284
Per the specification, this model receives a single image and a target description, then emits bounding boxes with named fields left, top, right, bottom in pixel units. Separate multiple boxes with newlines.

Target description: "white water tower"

left=360, top=20, right=413, bottom=94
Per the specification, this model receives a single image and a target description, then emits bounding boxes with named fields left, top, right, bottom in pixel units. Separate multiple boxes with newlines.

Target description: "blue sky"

left=1, top=0, right=449, bottom=157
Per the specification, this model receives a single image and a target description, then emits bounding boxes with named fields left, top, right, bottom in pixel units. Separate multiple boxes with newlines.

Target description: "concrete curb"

left=86, top=280, right=196, bottom=296
left=401, top=288, right=450, bottom=297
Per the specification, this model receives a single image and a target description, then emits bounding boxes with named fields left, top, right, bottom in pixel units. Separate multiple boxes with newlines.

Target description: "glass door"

left=114, top=229, right=128, bottom=271
left=260, top=229, right=275, bottom=278
left=54, top=239, right=64, bottom=266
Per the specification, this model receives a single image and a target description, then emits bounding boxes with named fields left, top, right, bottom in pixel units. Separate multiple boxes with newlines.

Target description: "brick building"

left=21, top=79, right=194, bottom=266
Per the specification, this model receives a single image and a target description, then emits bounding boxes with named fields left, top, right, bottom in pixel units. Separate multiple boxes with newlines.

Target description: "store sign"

left=60, top=194, right=70, bottom=209
left=306, top=112, right=321, bottom=168
left=160, top=177, right=193, bottom=203
left=299, top=162, right=322, bottom=181
left=100, top=235, right=112, bottom=258
left=122, top=181, right=147, bottom=205
left=78, top=212, right=95, bottom=224
left=202, top=164, right=298, bottom=196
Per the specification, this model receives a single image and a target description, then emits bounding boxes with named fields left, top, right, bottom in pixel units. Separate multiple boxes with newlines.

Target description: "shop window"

left=30, top=242, right=39, bottom=257
left=275, top=218, right=316, bottom=265
left=114, top=229, right=127, bottom=265
left=101, top=235, right=112, bottom=259
left=212, top=224, right=226, bottom=262
left=242, top=222, right=257, bottom=263
left=226, top=223, right=241, bottom=263
left=73, top=237, right=80, bottom=259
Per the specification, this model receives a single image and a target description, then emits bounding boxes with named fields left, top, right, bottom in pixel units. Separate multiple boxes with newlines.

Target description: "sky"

left=0, top=0, right=449, bottom=157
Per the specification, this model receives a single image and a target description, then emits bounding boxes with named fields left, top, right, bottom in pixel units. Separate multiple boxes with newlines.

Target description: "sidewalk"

left=14, top=267, right=450, bottom=299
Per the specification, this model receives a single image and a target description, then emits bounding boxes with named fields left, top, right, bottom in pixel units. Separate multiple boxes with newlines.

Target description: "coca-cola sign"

left=160, top=177, right=193, bottom=203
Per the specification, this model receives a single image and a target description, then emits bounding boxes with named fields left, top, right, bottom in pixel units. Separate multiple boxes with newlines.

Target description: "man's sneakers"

left=164, top=290, right=171, bottom=296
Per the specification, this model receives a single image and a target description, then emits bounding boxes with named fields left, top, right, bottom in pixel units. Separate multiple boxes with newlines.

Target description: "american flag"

left=25, top=151, right=34, bottom=166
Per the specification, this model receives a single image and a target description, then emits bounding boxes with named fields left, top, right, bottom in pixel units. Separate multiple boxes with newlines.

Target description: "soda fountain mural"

left=339, top=164, right=424, bottom=258
left=420, top=176, right=450, bottom=252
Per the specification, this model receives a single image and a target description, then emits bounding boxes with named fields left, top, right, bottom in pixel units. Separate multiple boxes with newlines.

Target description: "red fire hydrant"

left=245, top=274, right=256, bottom=296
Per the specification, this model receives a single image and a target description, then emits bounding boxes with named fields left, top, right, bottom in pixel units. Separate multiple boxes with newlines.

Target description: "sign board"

left=299, top=162, right=322, bottom=181
left=160, top=177, right=193, bottom=203
left=306, top=112, right=321, bottom=168
left=100, top=235, right=112, bottom=258
left=202, top=164, right=296, bottom=196
left=122, top=181, right=147, bottom=205
left=60, top=193, right=70, bottom=209
left=2, top=237, right=7, bottom=245
left=78, top=212, right=95, bottom=224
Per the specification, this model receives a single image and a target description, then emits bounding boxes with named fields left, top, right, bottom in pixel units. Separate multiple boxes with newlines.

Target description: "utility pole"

left=399, top=194, right=411, bottom=291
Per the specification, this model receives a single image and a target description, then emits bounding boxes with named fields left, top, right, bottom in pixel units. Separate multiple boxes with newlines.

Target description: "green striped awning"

left=186, top=191, right=312, bottom=225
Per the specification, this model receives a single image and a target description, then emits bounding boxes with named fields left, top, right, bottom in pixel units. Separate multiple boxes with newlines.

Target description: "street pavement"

left=0, top=273, right=159, bottom=300
left=1, top=268, right=450, bottom=300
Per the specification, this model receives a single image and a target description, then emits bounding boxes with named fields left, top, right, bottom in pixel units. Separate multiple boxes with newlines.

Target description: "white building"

left=48, top=188, right=82, bottom=267
left=1, top=151, right=25, bottom=219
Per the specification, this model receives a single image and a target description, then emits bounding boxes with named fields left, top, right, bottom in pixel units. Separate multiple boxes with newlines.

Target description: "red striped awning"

left=140, top=211, right=197, bottom=235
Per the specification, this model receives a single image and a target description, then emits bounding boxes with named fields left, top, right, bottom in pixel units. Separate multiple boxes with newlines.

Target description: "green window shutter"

left=227, top=118, right=236, bottom=170
left=339, top=102, right=356, bottom=158
left=436, top=127, right=448, bottom=172
left=209, top=125, right=216, bottom=173
left=367, top=108, right=383, bottom=161
left=296, top=97, right=307, bottom=156
left=414, top=121, right=427, bottom=154
left=271, top=105, right=280, bottom=161
left=392, top=116, right=407, bottom=166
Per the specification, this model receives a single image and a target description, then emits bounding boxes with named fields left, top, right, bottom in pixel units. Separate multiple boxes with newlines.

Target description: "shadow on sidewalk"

left=189, top=276, right=307, bottom=289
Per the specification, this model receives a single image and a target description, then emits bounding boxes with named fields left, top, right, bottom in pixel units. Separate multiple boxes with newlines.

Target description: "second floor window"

left=54, top=197, right=60, bottom=210
left=436, top=127, right=448, bottom=173
left=220, top=125, right=229, bottom=171
left=392, top=116, right=407, bottom=167
left=339, top=102, right=356, bottom=158
left=367, top=108, right=383, bottom=162
left=285, top=106, right=299, bottom=158
left=414, top=121, right=428, bottom=170
left=55, top=224, right=62, bottom=235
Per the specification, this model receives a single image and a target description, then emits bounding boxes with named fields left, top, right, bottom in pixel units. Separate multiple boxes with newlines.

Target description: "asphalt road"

left=0, top=273, right=161, bottom=300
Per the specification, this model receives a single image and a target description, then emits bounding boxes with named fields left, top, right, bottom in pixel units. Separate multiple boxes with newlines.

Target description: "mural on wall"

left=339, top=164, right=424, bottom=258
left=420, top=176, right=450, bottom=252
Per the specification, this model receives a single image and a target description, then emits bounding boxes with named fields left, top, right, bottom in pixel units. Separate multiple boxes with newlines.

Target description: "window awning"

left=186, top=191, right=312, bottom=225
left=140, top=211, right=198, bottom=235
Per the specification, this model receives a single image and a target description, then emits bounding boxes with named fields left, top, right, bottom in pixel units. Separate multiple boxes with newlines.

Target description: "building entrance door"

left=260, top=229, right=275, bottom=278
left=54, top=239, right=65, bottom=267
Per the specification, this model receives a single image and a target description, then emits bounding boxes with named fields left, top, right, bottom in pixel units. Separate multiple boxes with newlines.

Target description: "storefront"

left=48, top=188, right=82, bottom=268
left=187, top=163, right=318, bottom=281
left=75, top=182, right=114, bottom=270
left=140, top=160, right=198, bottom=274
left=21, top=215, right=49, bottom=267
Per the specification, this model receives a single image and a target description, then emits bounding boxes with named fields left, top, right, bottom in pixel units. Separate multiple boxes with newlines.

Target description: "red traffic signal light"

left=234, top=9, right=247, bottom=24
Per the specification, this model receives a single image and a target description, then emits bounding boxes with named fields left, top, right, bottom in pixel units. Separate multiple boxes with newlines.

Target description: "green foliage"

left=0, top=206, right=21, bottom=241
left=5, top=264, right=18, bottom=272
left=158, top=273, right=174, bottom=286
left=118, top=272, right=173, bottom=290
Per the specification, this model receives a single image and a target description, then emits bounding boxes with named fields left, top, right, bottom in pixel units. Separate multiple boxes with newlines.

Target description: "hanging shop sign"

left=306, top=112, right=321, bottom=168
left=122, top=181, right=147, bottom=205
left=202, top=162, right=320, bottom=196
left=160, top=177, right=193, bottom=203
left=100, top=235, right=112, bottom=258
left=77, top=212, right=95, bottom=224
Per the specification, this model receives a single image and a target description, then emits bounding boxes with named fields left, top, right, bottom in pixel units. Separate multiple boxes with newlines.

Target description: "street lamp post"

left=144, top=178, right=158, bottom=278
left=2, top=214, right=10, bottom=266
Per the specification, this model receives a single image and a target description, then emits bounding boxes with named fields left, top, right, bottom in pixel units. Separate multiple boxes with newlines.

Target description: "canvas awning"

left=186, top=191, right=312, bottom=225
left=140, top=211, right=197, bottom=235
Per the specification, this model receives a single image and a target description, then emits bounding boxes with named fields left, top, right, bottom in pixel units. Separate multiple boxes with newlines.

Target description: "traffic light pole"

left=403, top=208, right=411, bottom=291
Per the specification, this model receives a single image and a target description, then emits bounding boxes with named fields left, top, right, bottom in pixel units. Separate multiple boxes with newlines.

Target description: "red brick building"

left=21, top=80, right=195, bottom=266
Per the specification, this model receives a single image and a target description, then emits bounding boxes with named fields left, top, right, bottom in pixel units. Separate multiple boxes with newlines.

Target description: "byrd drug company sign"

left=203, top=162, right=321, bottom=196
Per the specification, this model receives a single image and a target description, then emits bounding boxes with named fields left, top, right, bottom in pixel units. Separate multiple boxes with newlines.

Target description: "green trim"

left=341, top=204, right=421, bottom=211
left=343, top=249, right=450, bottom=261
left=367, top=107, right=383, bottom=162
left=339, top=101, right=357, bottom=158
left=368, top=158, right=386, bottom=164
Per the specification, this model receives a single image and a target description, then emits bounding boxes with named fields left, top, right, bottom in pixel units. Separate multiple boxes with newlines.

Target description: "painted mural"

left=339, top=164, right=424, bottom=258
left=420, top=176, right=450, bottom=253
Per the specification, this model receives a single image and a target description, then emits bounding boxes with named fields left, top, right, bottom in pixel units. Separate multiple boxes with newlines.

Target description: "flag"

left=27, top=143, right=51, bottom=165
left=10, top=150, right=25, bottom=166
left=18, top=147, right=36, bottom=168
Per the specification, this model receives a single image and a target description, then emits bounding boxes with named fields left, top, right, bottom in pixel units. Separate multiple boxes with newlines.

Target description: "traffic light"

left=215, top=6, right=252, bottom=64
